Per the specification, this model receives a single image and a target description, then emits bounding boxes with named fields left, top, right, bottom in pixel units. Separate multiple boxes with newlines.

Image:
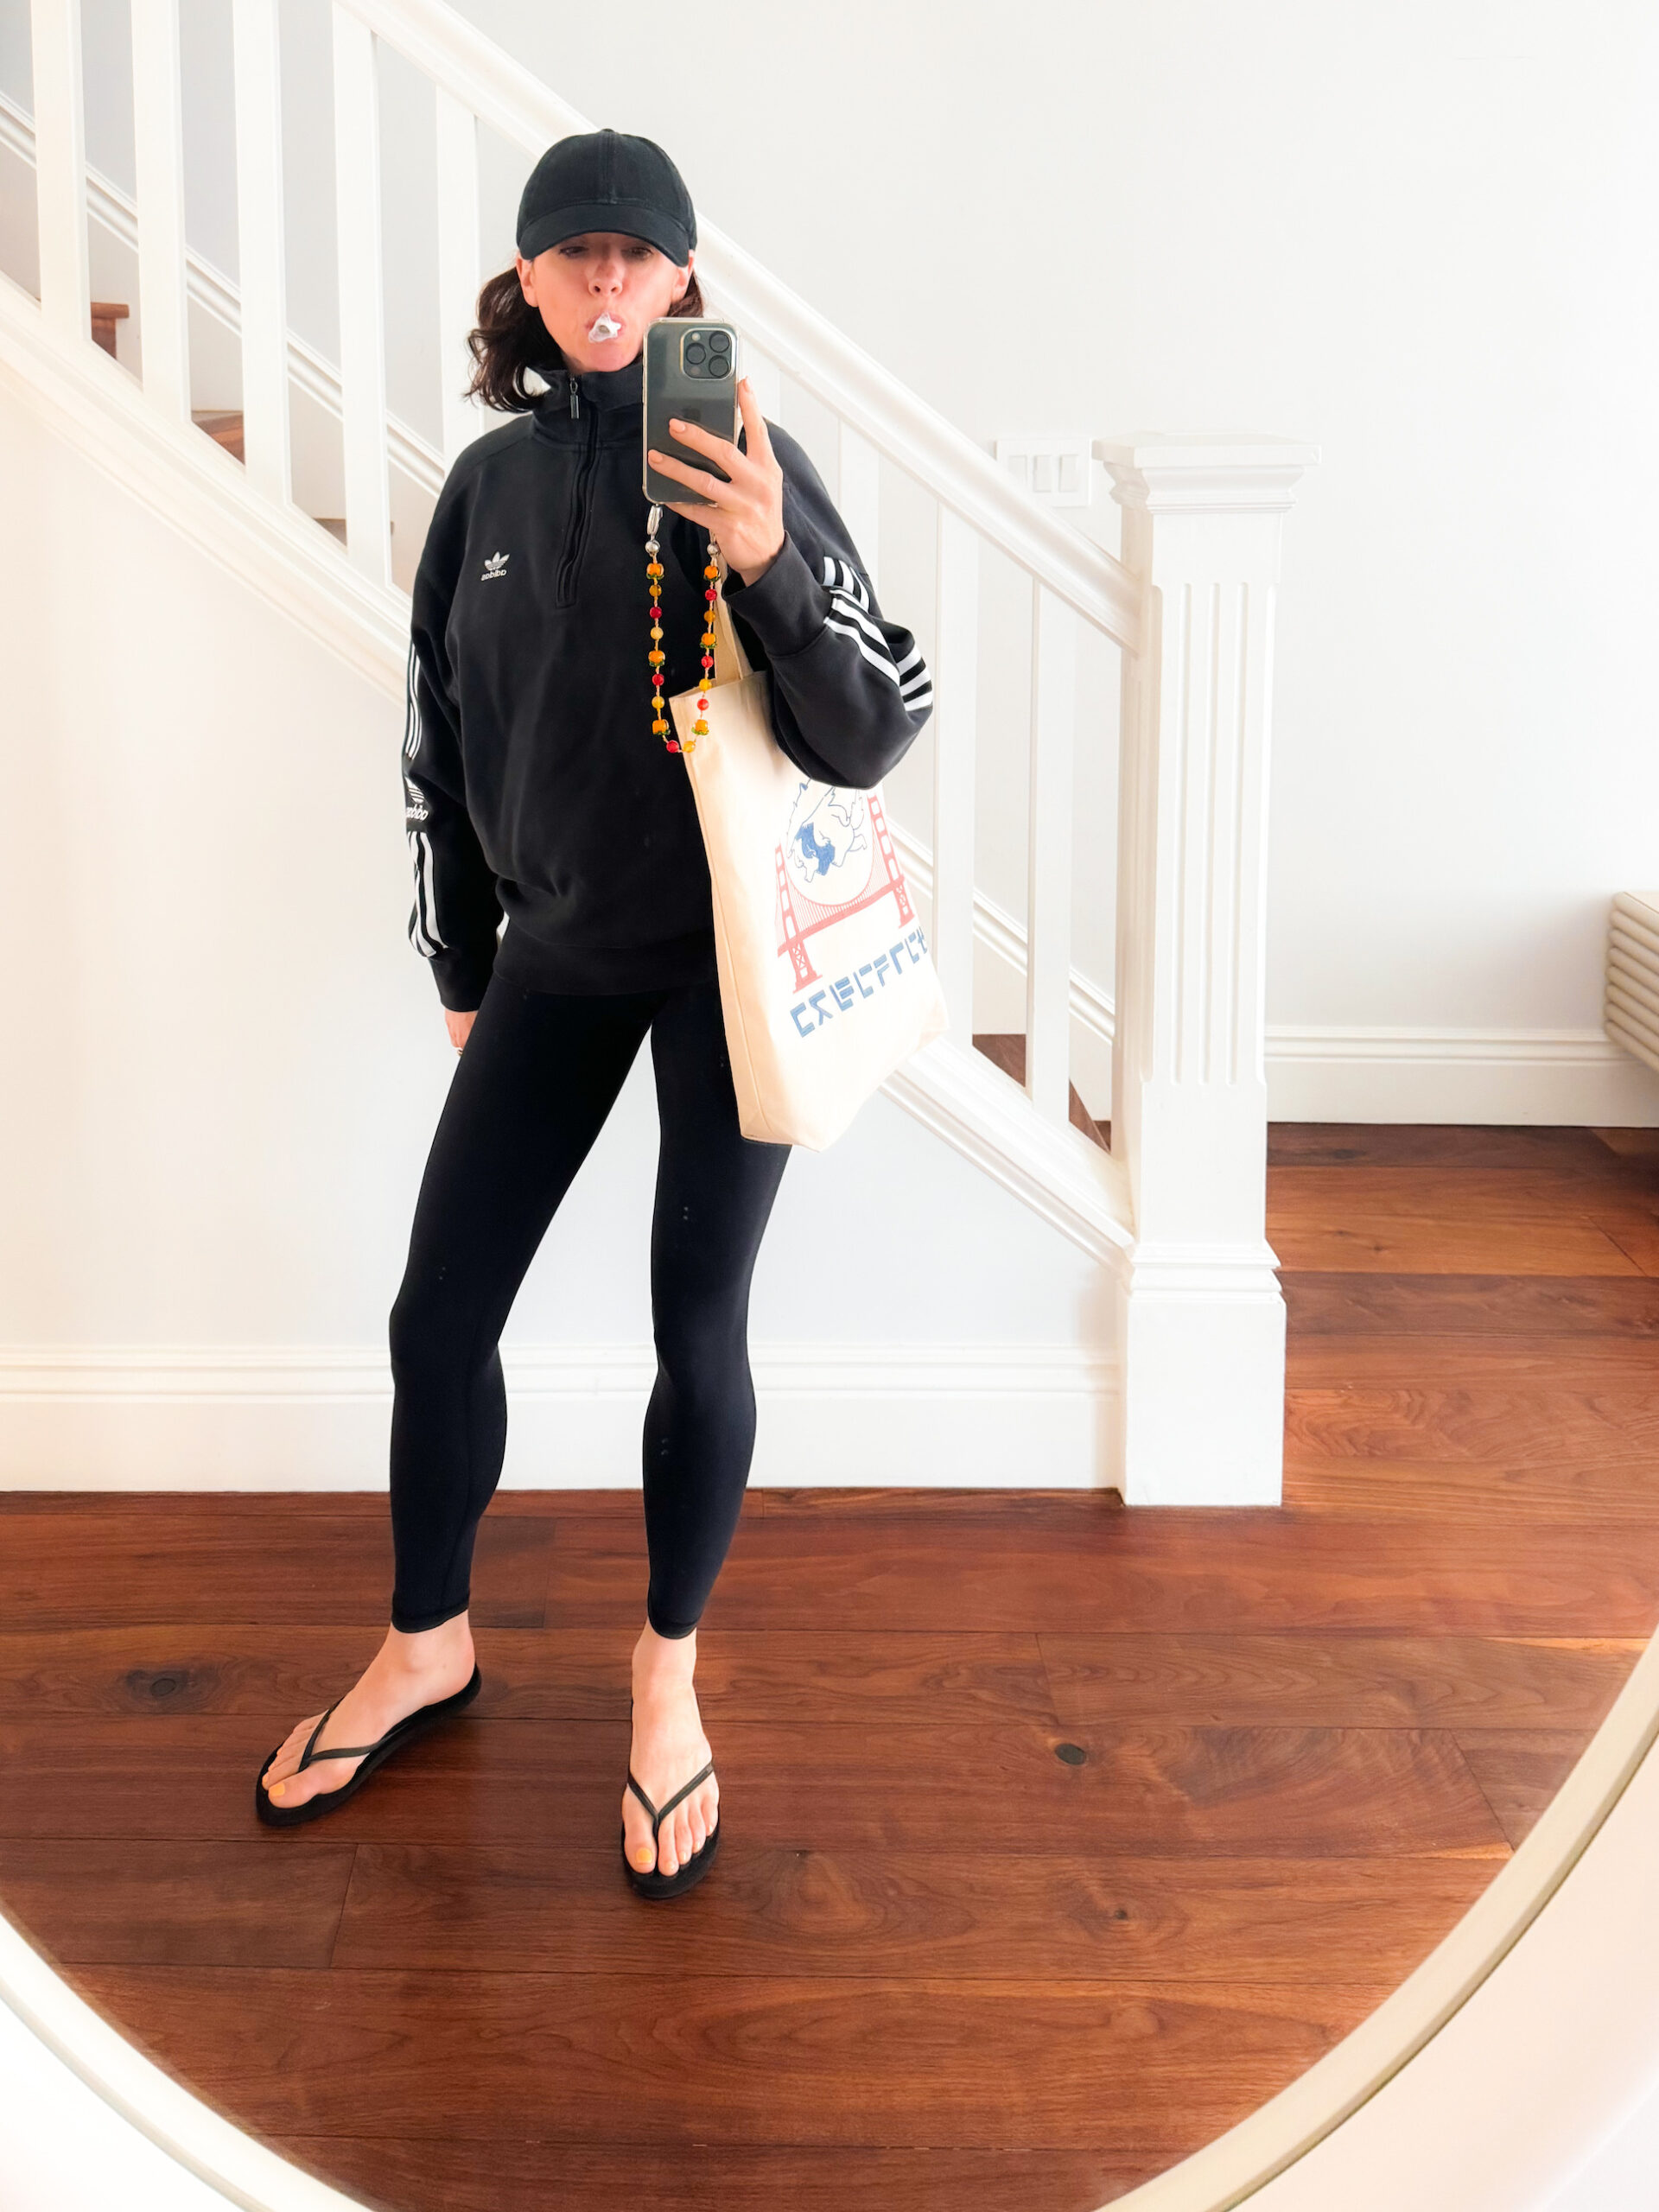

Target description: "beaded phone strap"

left=646, top=500, right=721, bottom=756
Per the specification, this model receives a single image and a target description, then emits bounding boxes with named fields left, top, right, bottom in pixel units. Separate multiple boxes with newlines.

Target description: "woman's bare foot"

left=259, top=1613, right=477, bottom=1810
left=621, top=1621, right=718, bottom=1878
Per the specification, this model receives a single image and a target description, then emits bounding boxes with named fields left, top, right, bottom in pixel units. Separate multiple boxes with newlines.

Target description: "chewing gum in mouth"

left=587, top=311, right=623, bottom=342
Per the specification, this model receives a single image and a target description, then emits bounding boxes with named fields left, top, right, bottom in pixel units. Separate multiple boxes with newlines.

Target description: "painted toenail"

left=270, top=1783, right=285, bottom=1797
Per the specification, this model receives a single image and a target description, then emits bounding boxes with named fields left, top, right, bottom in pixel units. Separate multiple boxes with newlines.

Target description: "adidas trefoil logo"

left=481, top=551, right=509, bottom=582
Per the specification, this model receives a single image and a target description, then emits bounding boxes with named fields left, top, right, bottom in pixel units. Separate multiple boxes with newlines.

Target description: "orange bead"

left=647, top=562, right=664, bottom=577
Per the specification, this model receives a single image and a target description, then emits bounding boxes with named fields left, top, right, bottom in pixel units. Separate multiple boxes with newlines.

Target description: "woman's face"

left=516, top=232, right=692, bottom=375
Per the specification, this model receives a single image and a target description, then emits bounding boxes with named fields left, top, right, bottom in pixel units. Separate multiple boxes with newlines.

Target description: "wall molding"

left=0, top=1338, right=1120, bottom=1492
left=1265, top=1024, right=1659, bottom=1125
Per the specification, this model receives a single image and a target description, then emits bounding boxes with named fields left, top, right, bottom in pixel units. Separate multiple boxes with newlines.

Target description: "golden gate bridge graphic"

left=775, top=789, right=915, bottom=988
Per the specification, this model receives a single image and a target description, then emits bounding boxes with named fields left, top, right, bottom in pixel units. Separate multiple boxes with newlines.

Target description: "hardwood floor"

left=3, top=1124, right=1658, bottom=2210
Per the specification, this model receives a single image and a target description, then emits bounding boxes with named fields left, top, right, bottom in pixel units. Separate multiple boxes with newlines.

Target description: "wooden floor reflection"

left=2, top=1123, right=1657, bottom=2212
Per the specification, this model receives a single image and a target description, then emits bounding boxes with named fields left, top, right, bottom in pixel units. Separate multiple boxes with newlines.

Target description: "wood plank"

left=1269, top=1212, right=1642, bottom=1276
left=1594, top=1128, right=1659, bottom=1160
left=1281, top=1272, right=1659, bottom=1337
left=1039, top=1632, right=1637, bottom=1731
left=1283, top=1458, right=1659, bottom=1522
left=1452, top=1729, right=1598, bottom=1848
left=0, top=1625, right=1061, bottom=1728
left=2, top=1623, right=1626, bottom=1736
left=1269, top=1166, right=1648, bottom=1275
left=1594, top=1208, right=1659, bottom=1276
left=0, top=1839, right=354, bottom=1967
left=0, top=1507, right=551, bottom=1628
left=69, top=1963, right=1395, bottom=2150
left=548, top=1513, right=1659, bottom=1636
left=0, top=1719, right=1509, bottom=1855
left=1287, top=1335, right=1659, bottom=1384
left=1268, top=1124, right=1633, bottom=1171
left=329, top=1842, right=1491, bottom=1986
left=267, top=2136, right=1167, bottom=2212
left=1284, top=1386, right=1659, bottom=1468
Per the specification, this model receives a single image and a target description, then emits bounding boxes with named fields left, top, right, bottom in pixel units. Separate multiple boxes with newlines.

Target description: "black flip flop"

left=255, top=1663, right=482, bottom=1829
left=620, top=1694, right=721, bottom=1899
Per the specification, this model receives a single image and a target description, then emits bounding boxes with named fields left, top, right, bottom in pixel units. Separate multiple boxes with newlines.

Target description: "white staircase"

left=2, top=0, right=1317, bottom=1503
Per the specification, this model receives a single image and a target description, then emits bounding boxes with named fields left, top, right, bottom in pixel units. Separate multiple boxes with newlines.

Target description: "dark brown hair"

left=465, top=261, right=705, bottom=413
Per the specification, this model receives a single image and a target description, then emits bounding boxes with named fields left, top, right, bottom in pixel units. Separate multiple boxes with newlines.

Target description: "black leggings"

left=386, top=971, right=791, bottom=1637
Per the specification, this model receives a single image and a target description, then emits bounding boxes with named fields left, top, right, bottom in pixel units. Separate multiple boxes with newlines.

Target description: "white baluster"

left=1099, top=433, right=1319, bottom=1507
left=130, top=0, right=190, bottom=421
left=232, top=0, right=290, bottom=502
left=29, top=0, right=90, bottom=346
left=435, top=90, right=481, bottom=469
left=331, top=4, right=391, bottom=582
left=931, top=506, right=979, bottom=1038
left=1026, top=579, right=1077, bottom=1126
left=741, top=347, right=781, bottom=430
left=837, top=421, right=880, bottom=596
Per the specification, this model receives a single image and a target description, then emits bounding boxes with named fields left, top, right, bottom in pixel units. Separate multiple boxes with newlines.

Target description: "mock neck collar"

left=532, top=346, right=644, bottom=420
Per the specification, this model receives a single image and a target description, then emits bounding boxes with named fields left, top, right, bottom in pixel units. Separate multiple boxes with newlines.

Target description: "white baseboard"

left=1266, top=1027, right=1659, bottom=1125
left=0, top=1340, right=1119, bottom=1493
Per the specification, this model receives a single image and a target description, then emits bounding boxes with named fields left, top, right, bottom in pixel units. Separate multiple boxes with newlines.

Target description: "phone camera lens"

left=708, top=355, right=730, bottom=377
left=709, top=330, right=730, bottom=352
left=685, top=341, right=707, bottom=363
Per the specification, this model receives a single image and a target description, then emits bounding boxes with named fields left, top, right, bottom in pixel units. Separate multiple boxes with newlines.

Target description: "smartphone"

left=643, top=316, right=740, bottom=505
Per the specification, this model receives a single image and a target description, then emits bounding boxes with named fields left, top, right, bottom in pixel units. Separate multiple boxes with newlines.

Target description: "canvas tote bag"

left=669, top=552, right=950, bottom=1150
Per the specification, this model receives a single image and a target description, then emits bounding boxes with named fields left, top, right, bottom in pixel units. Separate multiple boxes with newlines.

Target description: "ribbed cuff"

left=429, top=944, right=497, bottom=1014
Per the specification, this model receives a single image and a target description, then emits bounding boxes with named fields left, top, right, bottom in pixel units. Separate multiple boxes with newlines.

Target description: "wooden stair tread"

left=972, top=1032, right=1109, bottom=1151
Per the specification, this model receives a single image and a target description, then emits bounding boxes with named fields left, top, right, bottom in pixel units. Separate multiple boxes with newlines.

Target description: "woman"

left=255, top=130, right=932, bottom=1897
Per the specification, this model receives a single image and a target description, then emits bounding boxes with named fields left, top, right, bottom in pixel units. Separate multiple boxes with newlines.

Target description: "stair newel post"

left=232, top=0, right=291, bottom=503
left=29, top=0, right=90, bottom=346
left=130, top=0, right=190, bottom=421
left=330, top=3, right=392, bottom=585
left=1097, top=435, right=1319, bottom=1506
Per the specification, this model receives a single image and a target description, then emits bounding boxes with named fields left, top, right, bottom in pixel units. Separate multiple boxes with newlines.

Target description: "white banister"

left=330, top=4, right=391, bottom=582
left=836, top=422, right=880, bottom=596
left=130, top=0, right=191, bottom=422
left=1025, top=581, right=1077, bottom=1126
left=434, top=89, right=480, bottom=469
left=931, top=507, right=979, bottom=1039
left=27, top=0, right=89, bottom=346
left=1099, top=434, right=1319, bottom=1506
left=231, top=0, right=290, bottom=502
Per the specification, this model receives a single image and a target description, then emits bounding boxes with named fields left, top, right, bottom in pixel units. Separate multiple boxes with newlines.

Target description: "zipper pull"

left=569, top=375, right=580, bottom=419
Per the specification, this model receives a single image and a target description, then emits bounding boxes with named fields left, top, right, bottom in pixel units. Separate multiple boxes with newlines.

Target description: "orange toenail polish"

left=270, top=1783, right=285, bottom=1797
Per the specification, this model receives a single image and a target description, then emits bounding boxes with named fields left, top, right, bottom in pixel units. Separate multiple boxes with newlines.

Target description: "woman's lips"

left=587, top=310, right=624, bottom=342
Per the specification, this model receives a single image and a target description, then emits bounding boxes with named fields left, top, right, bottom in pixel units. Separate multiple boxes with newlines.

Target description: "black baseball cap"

left=516, top=128, right=696, bottom=266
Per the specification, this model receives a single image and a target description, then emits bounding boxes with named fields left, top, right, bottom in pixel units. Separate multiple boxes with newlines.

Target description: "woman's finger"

left=648, top=448, right=741, bottom=503
left=735, top=375, right=774, bottom=461
left=664, top=416, right=756, bottom=482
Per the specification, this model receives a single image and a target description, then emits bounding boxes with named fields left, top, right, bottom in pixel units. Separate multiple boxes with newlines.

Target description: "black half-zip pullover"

left=402, top=347, right=935, bottom=1010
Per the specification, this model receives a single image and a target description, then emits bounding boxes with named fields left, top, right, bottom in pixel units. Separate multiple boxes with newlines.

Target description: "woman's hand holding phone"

left=647, top=375, right=786, bottom=584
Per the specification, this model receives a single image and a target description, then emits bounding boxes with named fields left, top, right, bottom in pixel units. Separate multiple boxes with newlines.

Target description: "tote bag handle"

left=706, top=547, right=757, bottom=690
